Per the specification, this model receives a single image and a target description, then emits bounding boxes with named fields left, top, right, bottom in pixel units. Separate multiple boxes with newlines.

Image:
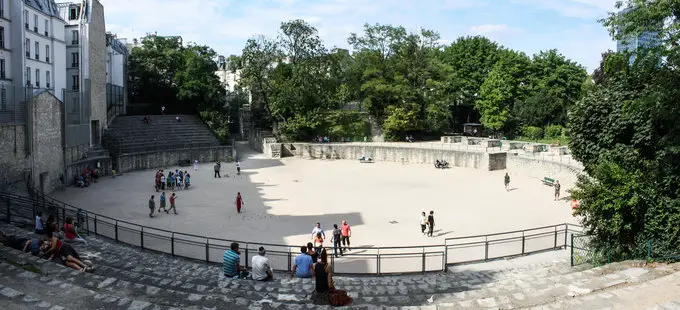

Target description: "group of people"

left=155, top=169, right=191, bottom=191
left=148, top=192, right=179, bottom=217
left=434, top=160, right=449, bottom=169
left=221, top=220, right=354, bottom=306
left=213, top=160, right=241, bottom=178
left=74, top=166, right=100, bottom=188
left=420, top=211, right=436, bottom=237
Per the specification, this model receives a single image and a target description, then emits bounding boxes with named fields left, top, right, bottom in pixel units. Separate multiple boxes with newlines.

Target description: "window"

left=72, top=52, right=79, bottom=67
left=33, top=14, right=38, bottom=32
left=46, top=71, right=50, bottom=88
left=0, top=59, right=5, bottom=79
left=35, top=69, right=39, bottom=88
left=72, top=74, right=80, bottom=90
left=24, top=10, right=28, bottom=29
left=72, top=30, right=79, bottom=44
left=26, top=66, right=31, bottom=86
left=0, top=26, right=4, bottom=49
left=25, top=38, right=30, bottom=57
left=35, top=41, right=39, bottom=59
left=44, top=20, right=49, bottom=36
left=0, top=88, right=6, bottom=111
left=69, top=7, right=79, bottom=20
left=45, top=45, right=50, bottom=62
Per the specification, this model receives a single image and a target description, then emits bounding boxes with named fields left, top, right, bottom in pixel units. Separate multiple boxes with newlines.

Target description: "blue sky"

left=100, top=0, right=619, bottom=72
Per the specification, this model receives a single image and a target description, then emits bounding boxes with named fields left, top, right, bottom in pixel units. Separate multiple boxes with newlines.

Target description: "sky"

left=98, top=0, right=620, bottom=72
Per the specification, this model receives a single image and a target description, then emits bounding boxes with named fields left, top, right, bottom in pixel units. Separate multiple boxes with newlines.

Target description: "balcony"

left=45, top=31, right=48, bottom=37
left=35, top=54, right=39, bottom=60
left=33, top=26, right=37, bottom=32
left=46, top=57, right=50, bottom=63
left=71, top=40, right=79, bottom=45
left=72, top=63, right=79, bottom=68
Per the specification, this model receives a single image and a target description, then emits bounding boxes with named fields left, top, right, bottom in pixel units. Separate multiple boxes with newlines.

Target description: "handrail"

left=1, top=191, right=582, bottom=274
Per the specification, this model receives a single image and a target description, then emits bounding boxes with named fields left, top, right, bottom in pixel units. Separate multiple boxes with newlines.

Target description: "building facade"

left=105, top=32, right=127, bottom=121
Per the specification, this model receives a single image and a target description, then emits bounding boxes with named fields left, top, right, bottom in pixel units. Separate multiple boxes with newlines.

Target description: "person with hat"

left=252, top=246, right=274, bottom=281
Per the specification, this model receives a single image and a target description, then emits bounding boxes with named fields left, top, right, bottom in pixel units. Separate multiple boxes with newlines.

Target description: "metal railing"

left=0, top=191, right=582, bottom=275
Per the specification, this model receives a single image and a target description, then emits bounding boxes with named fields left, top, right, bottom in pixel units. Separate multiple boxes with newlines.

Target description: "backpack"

left=329, top=288, right=352, bottom=306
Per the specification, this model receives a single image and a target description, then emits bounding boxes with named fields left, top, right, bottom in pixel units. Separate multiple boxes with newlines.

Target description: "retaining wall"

left=115, top=146, right=233, bottom=173
left=282, top=143, right=508, bottom=171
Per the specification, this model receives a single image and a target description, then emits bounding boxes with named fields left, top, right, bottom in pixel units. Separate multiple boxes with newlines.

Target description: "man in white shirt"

left=236, top=161, right=241, bottom=175
left=251, top=247, right=273, bottom=281
left=312, top=223, right=325, bottom=240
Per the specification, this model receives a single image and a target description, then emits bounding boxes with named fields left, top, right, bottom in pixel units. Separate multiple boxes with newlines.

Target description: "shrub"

left=522, top=126, right=544, bottom=140
left=545, top=125, right=564, bottom=139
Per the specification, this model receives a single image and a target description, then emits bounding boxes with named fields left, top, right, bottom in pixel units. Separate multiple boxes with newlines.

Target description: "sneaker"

left=83, top=259, right=93, bottom=266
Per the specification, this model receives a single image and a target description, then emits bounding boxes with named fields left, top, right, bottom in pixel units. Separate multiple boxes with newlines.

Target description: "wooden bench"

left=543, top=177, right=555, bottom=186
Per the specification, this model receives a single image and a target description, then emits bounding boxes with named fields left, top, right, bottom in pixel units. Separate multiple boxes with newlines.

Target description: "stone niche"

left=530, top=144, right=549, bottom=153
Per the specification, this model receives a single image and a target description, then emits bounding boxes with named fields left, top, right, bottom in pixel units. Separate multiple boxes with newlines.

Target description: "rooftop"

left=26, top=0, right=64, bottom=21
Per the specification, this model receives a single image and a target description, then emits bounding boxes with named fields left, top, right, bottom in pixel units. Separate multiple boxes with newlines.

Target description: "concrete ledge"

left=115, top=146, right=233, bottom=173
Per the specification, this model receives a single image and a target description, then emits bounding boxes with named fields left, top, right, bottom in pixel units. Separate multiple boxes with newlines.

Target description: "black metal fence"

left=106, top=83, right=125, bottom=120
left=0, top=191, right=582, bottom=275
left=0, top=86, right=46, bottom=125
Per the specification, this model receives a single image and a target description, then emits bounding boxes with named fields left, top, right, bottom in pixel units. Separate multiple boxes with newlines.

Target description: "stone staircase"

left=103, top=115, right=221, bottom=155
left=1, top=219, right=680, bottom=309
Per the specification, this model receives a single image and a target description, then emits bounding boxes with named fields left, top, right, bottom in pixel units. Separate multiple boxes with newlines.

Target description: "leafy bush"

left=522, top=126, right=543, bottom=140
left=544, top=125, right=564, bottom=139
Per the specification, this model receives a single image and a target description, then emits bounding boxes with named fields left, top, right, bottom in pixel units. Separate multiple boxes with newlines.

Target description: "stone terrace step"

left=4, top=222, right=678, bottom=309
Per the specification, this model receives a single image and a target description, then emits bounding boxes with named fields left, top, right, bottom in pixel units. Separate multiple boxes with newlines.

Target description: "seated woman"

left=41, top=232, right=93, bottom=272
left=311, top=249, right=333, bottom=304
left=45, top=214, right=59, bottom=238
left=63, top=216, right=86, bottom=244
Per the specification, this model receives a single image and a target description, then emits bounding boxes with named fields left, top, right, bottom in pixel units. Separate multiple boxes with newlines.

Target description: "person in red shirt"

left=167, top=193, right=178, bottom=215
left=341, top=220, right=352, bottom=251
left=41, top=232, right=93, bottom=272
left=63, top=216, right=86, bottom=244
left=235, top=192, right=244, bottom=213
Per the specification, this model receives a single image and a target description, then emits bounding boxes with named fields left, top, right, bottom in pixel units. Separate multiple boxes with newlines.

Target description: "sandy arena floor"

left=51, top=149, right=578, bottom=249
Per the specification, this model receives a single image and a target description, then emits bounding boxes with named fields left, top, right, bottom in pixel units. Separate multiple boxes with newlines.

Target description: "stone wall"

left=115, top=146, right=233, bottom=173
left=505, top=154, right=581, bottom=187
left=0, top=125, right=29, bottom=191
left=88, top=0, right=108, bottom=140
left=282, top=143, right=499, bottom=170
left=30, top=92, right=65, bottom=194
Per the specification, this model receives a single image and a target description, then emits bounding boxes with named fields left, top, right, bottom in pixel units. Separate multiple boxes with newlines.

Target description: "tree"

left=475, top=49, right=531, bottom=132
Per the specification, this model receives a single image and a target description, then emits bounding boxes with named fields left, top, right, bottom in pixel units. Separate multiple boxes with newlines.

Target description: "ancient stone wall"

left=88, top=0, right=108, bottom=140
left=115, top=146, right=233, bottom=173
left=30, top=92, right=65, bottom=194
left=0, top=125, right=29, bottom=191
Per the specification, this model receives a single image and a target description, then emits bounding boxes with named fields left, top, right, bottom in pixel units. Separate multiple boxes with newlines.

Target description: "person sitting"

left=45, top=214, right=59, bottom=237
left=252, top=246, right=274, bottom=281
left=0, top=231, right=41, bottom=256
left=306, top=242, right=318, bottom=262
left=292, top=245, right=313, bottom=278
left=310, top=249, right=352, bottom=306
left=41, top=232, right=93, bottom=272
left=63, top=216, right=86, bottom=244
left=223, top=242, right=248, bottom=279
left=435, top=160, right=441, bottom=168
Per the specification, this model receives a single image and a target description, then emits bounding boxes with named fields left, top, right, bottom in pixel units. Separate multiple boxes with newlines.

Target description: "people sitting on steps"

left=435, top=159, right=449, bottom=169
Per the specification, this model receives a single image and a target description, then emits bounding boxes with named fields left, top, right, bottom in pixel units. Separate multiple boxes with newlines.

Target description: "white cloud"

left=443, top=0, right=487, bottom=10
left=469, top=24, right=510, bottom=35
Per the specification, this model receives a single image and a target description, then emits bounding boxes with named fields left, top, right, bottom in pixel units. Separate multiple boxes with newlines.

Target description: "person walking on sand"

left=148, top=195, right=155, bottom=218
left=554, top=180, right=561, bottom=201
left=159, top=192, right=168, bottom=213
left=214, top=162, right=221, bottom=178
left=504, top=172, right=510, bottom=191
left=427, top=211, right=435, bottom=237
left=167, top=193, right=178, bottom=215
left=331, top=224, right=343, bottom=257
left=341, top=220, right=351, bottom=251
left=236, top=161, right=241, bottom=176
left=235, top=192, right=244, bottom=213
left=420, top=212, right=428, bottom=236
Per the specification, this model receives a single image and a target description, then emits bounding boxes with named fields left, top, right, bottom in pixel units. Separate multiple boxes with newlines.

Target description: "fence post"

left=62, top=203, right=66, bottom=224
left=171, top=233, right=175, bottom=256
left=93, top=215, right=97, bottom=235
left=570, top=234, right=574, bottom=266
left=422, top=248, right=426, bottom=273
left=140, top=227, right=144, bottom=249
left=205, top=239, right=210, bottom=263
left=521, top=231, right=525, bottom=255
left=114, top=221, right=118, bottom=242
left=377, top=248, right=381, bottom=276
left=443, top=244, right=448, bottom=272
left=553, top=226, right=558, bottom=249
left=563, top=224, right=568, bottom=249
left=647, top=240, right=652, bottom=259
left=245, top=245, right=249, bottom=269
left=288, top=250, right=292, bottom=272
left=484, top=240, right=489, bottom=261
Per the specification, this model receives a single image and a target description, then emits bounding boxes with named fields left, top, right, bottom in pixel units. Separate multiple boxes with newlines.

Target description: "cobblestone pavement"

left=1, top=222, right=679, bottom=309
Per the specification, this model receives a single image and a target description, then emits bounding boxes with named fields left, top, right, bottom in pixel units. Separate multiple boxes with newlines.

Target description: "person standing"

left=194, top=159, right=199, bottom=171
left=331, top=224, right=343, bottom=257
left=214, top=162, right=221, bottom=178
left=420, top=212, right=428, bottom=236
left=504, top=172, right=510, bottom=191
left=161, top=105, right=166, bottom=115
left=160, top=172, right=166, bottom=190
left=341, top=220, right=351, bottom=251
left=554, top=180, right=561, bottom=201
left=427, top=211, right=435, bottom=237
left=236, top=161, right=241, bottom=176
left=35, top=212, right=45, bottom=234
left=235, top=192, right=244, bottom=213
left=312, top=223, right=326, bottom=241
left=167, top=193, right=178, bottom=215
left=148, top=196, right=155, bottom=218
left=159, top=192, right=167, bottom=213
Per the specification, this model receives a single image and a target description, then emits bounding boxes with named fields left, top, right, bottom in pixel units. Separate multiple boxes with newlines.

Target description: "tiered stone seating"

left=1, top=213, right=680, bottom=308
left=103, top=115, right=221, bottom=154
